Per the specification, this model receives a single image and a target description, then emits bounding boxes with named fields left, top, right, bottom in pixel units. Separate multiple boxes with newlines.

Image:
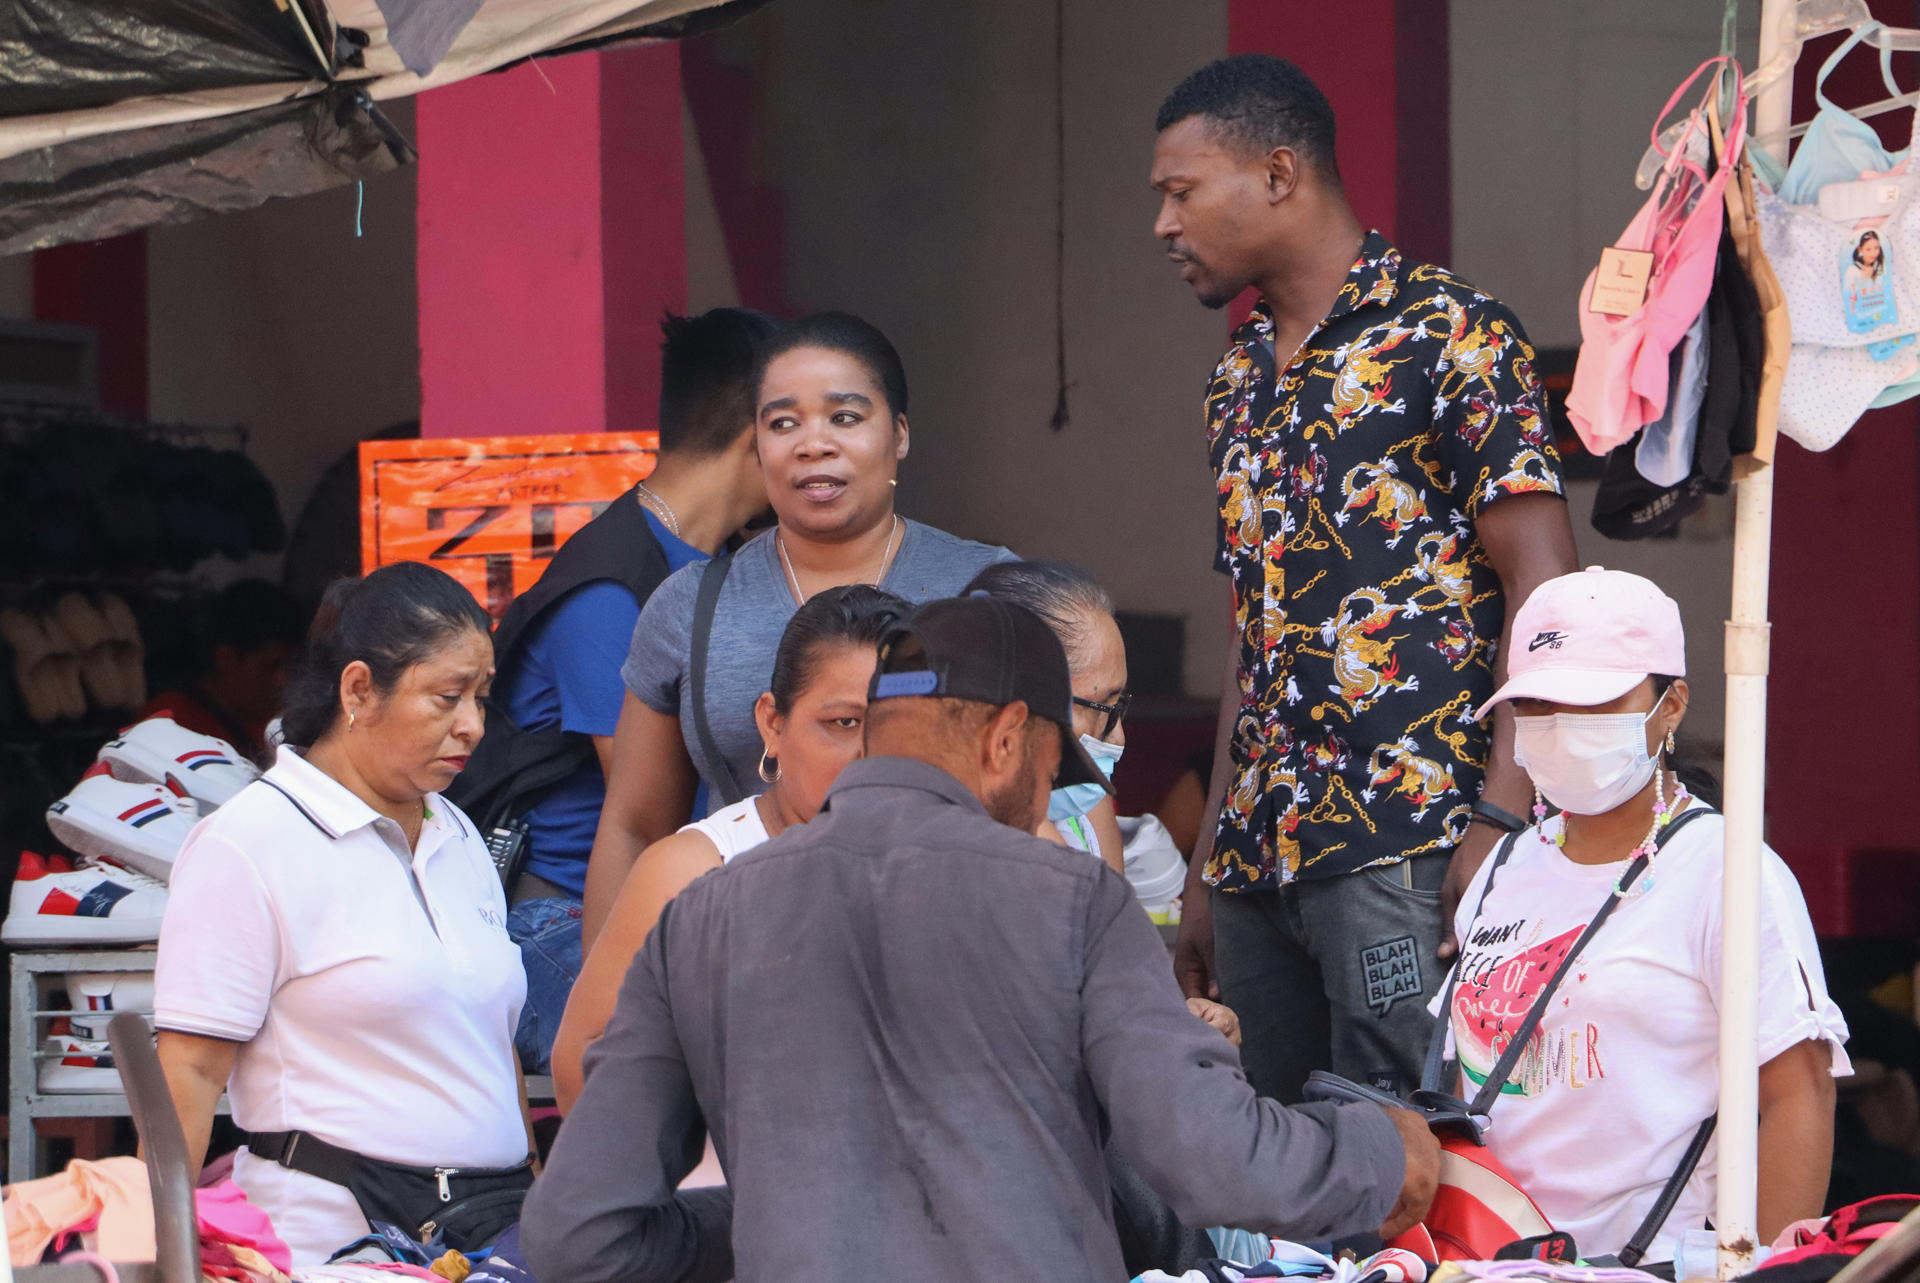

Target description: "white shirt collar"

left=264, top=745, right=465, bottom=853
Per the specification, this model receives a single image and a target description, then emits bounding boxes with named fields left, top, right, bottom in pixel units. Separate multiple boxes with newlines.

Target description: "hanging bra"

left=1757, top=24, right=1920, bottom=450
left=1568, top=58, right=1746, bottom=456
left=1776, top=25, right=1911, bottom=206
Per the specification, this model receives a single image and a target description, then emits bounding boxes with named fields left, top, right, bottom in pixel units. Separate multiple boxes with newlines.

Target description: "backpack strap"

left=1422, top=827, right=1526, bottom=1093
left=1617, top=1114, right=1718, bottom=1268
left=689, top=554, right=746, bottom=807
left=1465, top=805, right=1714, bottom=1116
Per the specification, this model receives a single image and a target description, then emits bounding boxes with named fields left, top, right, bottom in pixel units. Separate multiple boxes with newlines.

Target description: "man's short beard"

left=1197, top=280, right=1242, bottom=310
left=983, top=737, right=1043, bottom=832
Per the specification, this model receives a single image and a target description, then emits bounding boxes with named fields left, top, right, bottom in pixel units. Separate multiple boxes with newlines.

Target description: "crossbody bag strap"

left=1466, top=805, right=1715, bottom=1117
left=1421, top=828, right=1525, bottom=1093
left=1618, top=1114, right=1719, bottom=1268
left=689, top=553, right=746, bottom=807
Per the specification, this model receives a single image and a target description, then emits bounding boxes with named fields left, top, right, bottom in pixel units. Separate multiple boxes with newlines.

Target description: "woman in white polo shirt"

left=156, top=563, right=531, bottom=1264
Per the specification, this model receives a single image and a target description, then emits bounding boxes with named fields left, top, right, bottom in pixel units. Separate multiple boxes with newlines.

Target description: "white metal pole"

left=1718, top=2, right=1791, bottom=1276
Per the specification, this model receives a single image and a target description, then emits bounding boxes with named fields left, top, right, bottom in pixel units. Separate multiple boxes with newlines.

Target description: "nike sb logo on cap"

left=1528, top=631, right=1567, bottom=652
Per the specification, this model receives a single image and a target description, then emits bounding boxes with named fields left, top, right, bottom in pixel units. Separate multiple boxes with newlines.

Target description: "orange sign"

left=360, top=433, right=658, bottom=620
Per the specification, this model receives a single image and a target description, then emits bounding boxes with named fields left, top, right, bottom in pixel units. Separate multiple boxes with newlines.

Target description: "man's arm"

left=1083, top=873, right=1436, bottom=1238
left=1173, top=630, right=1240, bottom=999
left=519, top=909, right=732, bottom=1283
left=1440, top=493, right=1578, bottom=959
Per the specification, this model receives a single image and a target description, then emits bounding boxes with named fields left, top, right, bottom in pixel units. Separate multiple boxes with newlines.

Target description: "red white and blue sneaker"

left=98, top=715, right=258, bottom=809
left=39, top=1025, right=122, bottom=1094
left=46, top=764, right=197, bottom=882
left=65, top=972, right=156, bottom=1040
left=2, top=851, right=167, bottom=945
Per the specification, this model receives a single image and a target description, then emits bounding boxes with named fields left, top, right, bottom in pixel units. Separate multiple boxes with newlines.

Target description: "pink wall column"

left=416, top=45, right=687, bottom=440
left=34, top=233, right=148, bottom=417
left=1229, top=0, right=1449, bottom=265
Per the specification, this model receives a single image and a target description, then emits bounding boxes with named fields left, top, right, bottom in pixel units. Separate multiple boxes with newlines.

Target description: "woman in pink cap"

left=1438, top=567, right=1848, bottom=1266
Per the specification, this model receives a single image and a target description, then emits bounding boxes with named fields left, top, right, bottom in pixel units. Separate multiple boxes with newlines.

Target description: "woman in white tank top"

left=550, top=586, right=908, bottom=1111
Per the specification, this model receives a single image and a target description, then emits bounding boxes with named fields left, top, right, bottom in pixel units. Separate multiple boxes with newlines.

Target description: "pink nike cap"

left=1473, top=567, right=1685, bottom=721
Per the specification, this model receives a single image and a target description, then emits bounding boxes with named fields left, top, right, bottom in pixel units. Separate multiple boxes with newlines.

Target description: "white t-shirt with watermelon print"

left=1435, top=801, right=1851, bottom=1264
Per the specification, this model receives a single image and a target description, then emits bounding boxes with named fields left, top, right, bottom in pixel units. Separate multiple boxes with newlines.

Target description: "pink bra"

left=1568, top=58, right=1748, bottom=455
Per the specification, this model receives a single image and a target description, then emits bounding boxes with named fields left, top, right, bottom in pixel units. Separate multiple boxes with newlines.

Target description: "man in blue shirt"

left=482, top=308, right=776, bottom=1072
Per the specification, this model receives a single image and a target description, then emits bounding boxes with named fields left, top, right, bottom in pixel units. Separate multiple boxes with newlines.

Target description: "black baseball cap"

left=869, top=594, right=1112, bottom=793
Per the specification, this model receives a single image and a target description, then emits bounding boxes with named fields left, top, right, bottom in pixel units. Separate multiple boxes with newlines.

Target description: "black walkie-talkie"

left=486, top=816, right=531, bottom=890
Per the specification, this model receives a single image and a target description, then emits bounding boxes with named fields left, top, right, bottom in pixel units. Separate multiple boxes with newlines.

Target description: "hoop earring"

left=348, top=710, right=356, bottom=732
left=758, top=750, right=780, bottom=784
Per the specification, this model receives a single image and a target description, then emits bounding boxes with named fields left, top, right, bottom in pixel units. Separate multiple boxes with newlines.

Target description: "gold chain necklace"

left=778, top=515, right=900, bottom=605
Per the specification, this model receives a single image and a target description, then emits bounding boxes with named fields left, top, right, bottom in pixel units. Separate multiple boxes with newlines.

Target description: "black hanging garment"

left=443, top=485, right=671, bottom=890
left=1593, top=140, right=1765, bottom=541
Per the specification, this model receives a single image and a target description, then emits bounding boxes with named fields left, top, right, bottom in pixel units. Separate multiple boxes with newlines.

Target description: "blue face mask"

left=1048, top=733, right=1124, bottom=822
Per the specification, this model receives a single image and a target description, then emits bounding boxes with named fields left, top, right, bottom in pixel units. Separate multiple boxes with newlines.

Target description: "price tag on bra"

left=1590, top=247, right=1655, bottom=317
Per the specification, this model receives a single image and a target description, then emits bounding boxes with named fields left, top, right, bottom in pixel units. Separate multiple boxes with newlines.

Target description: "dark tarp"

left=0, top=0, right=761, bottom=255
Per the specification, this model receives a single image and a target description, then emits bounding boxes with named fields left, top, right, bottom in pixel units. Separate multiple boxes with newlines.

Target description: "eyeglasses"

left=1072, top=690, right=1132, bottom=740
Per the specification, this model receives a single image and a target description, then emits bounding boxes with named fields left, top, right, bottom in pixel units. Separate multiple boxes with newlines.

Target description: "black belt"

left=248, top=1129, right=362, bottom=1187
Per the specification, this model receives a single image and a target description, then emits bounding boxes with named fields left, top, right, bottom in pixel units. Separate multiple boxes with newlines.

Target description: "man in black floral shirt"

left=1151, top=55, right=1579, bottom=1101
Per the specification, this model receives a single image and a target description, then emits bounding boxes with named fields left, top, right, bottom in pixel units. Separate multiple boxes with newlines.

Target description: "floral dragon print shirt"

left=1205, top=232, right=1566, bottom=892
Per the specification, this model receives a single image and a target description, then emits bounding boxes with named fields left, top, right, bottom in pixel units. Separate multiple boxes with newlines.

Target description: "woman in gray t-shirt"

left=583, top=312, right=1015, bottom=945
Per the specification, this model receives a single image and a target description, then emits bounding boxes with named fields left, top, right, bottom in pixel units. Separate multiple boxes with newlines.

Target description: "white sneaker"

left=2, top=851, right=167, bottom=945
left=98, top=715, right=258, bottom=809
left=46, top=765, right=198, bottom=882
left=39, top=1030, right=123, bottom=1094
left=65, top=972, right=156, bottom=1041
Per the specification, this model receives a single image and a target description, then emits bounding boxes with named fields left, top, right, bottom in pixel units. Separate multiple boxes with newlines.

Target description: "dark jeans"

left=1211, top=853, right=1450, bottom=1104
left=507, top=895, right=584, bottom=1074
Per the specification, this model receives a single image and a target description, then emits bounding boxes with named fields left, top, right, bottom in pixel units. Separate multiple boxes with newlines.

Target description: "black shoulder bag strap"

left=689, top=553, right=747, bottom=807
left=1420, top=827, right=1526, bottom=1095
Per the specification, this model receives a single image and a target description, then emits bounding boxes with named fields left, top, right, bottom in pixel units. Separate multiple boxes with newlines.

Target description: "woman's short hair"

left=755, top=312, right=910, bottom=418
left=960, top=560, right=1114, bottom=664
left=768, top=585, right=909, bottom=716
left=279, top=562, right=491, bottom=748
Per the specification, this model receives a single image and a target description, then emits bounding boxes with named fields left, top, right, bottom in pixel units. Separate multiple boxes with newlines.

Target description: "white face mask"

left=1512, top=700, right=1664, bottom=817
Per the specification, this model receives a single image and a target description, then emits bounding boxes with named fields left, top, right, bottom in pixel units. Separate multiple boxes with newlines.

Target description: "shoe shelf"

left=8, top=948, right=226, bottom=1182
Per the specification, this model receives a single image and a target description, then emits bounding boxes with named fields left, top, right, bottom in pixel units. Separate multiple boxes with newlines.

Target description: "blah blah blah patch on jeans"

left=507, top=896, right=583, bottom=1074
left=1210, top=852, right=1449, bottom=1104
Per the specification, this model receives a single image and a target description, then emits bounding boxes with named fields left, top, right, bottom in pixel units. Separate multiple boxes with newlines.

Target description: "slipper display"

left=1, top=609, right=65, bottom=725
left=99, top=714, right=258, bottom=809
left=46, top=764, right=199, bottom=882
left=65, top=971, right=157, bottom=1041
left=36, top=615, right=88, bottom=722
left=56, top=592, right=143, bottom=712
left=1, top=850, right=168, bottom=945
left=96, top=593, right=146, bottom=709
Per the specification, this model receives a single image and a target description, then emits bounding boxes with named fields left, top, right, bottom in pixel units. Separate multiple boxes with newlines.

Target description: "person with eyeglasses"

left=961, top=562, right=1130, bottom=870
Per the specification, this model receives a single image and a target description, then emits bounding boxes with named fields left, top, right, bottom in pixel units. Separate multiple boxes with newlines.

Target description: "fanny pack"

left=1304, top=805, right=1717, bottom=1266
left=249, top=1129, right=533, bottom=1252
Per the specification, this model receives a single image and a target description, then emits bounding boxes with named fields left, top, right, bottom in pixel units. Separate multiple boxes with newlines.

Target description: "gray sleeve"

left=621, top=564, right=700, bottom=716
left=519, top=911, right=733, bottom=1283
left=1078, top=874, right=1406, bottom=1239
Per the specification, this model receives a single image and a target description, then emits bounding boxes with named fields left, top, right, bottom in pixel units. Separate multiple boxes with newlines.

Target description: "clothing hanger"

left=1635, top=0, right=1920, bottom=188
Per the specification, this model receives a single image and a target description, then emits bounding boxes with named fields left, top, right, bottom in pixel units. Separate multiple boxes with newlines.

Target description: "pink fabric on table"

left=196, top=1179, right=293, bottom=1274
left=3, top=1156, right=155, bottom=1265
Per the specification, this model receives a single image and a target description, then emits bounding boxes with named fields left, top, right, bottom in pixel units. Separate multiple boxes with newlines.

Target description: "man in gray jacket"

left=522, top=596, right=1438, bottom=1283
